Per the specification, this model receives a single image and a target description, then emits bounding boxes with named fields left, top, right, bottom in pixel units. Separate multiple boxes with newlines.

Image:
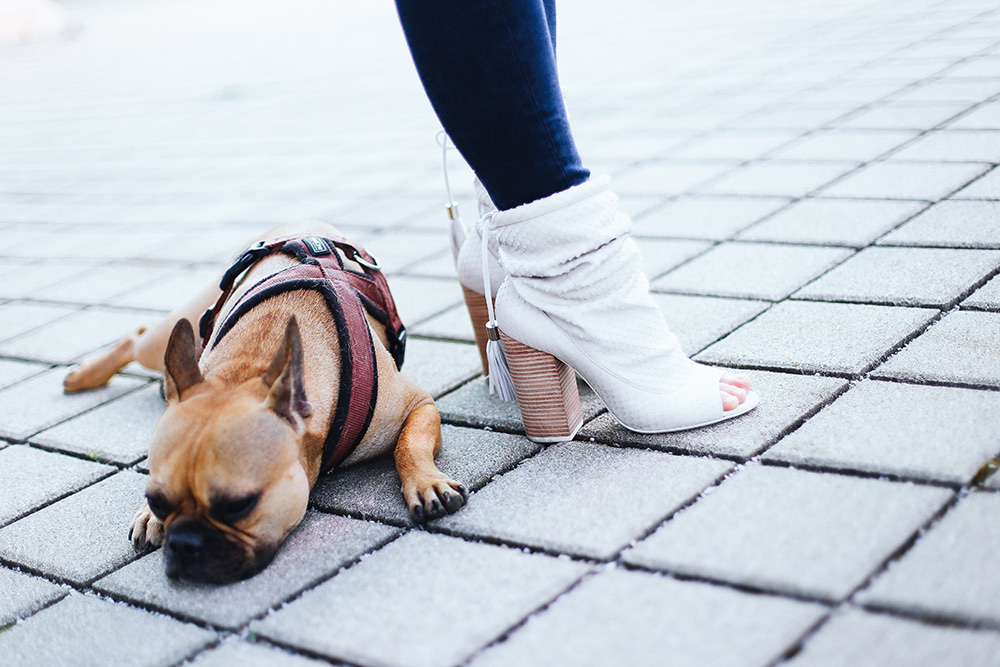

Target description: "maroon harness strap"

left=198, top=235, right=406, bottom=471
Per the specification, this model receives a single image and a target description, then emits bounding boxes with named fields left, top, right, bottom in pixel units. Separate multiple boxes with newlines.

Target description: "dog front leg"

left=395, top=402, right=468, bottom=523
left=128, top=501, right=164, bottom=550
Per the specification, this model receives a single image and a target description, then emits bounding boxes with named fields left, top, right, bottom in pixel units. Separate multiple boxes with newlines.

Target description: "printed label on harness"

left=303, top=237, right=331, bottom=255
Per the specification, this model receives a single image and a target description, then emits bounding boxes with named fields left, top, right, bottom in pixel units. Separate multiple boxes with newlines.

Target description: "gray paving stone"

left=667, top=129, right=802, bottom=161
left=697, top=301, right=938, bottom=375
left=767, top=129, right=919, bottom=162
left=615, top=161, right=737, bottom=196
left=878, top=200, right=1000, bottom=248
left=859, top=492, right=1000, bottom=625
left=836, top=102, right=971, bottom=131
left=0, top=262, right=93, bottom=300
left=946, top=100, right=1000, bottom=129
left=963, top=274, right=1000, bottom=310
left=580, top=370, right=847, bottom=459
left=310, top=425, right=540, bottom=525
left=633, top=237, right=711, bottom=279
left=0, top=566, right=67, bottom=627
left=94, top=511, right=399, bottom=629
left=187, top=640, right=330, bottom=667
left=31, top=263, right=173, bottom=304
left=361, top=230, right=449, bottom=274
left=765, top=380, right=1000, bottom=484
left=398, top=337, right=482, bottom=399
left=250, top=532, right=590, bottom=667
left=889, top=130, right=1000, bottom=162
left=891, top=77, right=1000, bottom=105
left=623, top=464, right=952, bottom=600
left=470, top=568, right=827, bottom=667
left=651, top=293, right=770, bottom=354
left=816, top=161, right=989, bottom=200
left=0, top=445, right=113, bottom=527
left=0, top=471, right=148, bottom=584
left=436, top=441, right=733, bottom=560
left=32, top=383, right=164, bottom=465
left=0, top=368, right=145, bottom=441
left=784, top=608, right=1000, bottom=667
left=792, top=247, right=1000, bottom=307
left=873, top=310, right=1000, bottom=388
left=108, top=265, right=221, bottom=312
left=633, top=195, right=790, bottom=241
left=736, top=198, right=927, bottom=247
left=952, top=166, right=1000, bottom=199
left=408, top=302, right=476, bottom=343
left=386, top=275, right=462, bottom=325
left=652, top=242, right=852, bottom=300
left=0, top=307, right=153, bottom=364
left=0, top=301, right=79, bottom=342
left=697, top=161, right=858, bottom=197
left=0, top=358, right=48, bottom=390
left=0, top=593, right=215, bottom=667
left=436, top=376, right=605, bottom=434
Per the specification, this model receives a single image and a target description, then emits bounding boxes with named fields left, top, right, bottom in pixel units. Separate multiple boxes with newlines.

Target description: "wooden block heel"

left=499, top=332, right=583, bottom=443
left=461, top=285, right=491, bottom=375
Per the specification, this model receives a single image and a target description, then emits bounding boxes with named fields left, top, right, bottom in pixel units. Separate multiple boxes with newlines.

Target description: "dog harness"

left=198, top=234, right=406, bottom=473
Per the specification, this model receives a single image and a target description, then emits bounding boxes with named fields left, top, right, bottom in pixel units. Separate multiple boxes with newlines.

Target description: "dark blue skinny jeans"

left=395, top=0, right=590, bottom=211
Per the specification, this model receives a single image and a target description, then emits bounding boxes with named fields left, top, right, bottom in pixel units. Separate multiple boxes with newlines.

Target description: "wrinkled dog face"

left=149, top=318, right=313, bottom=583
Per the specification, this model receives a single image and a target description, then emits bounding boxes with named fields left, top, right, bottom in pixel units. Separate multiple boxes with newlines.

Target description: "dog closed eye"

left=210, top=493, right=260, bottom=523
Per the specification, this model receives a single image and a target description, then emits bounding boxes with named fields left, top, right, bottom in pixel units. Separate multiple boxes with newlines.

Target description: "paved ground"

left=2, top=0, right=1000, bottom=664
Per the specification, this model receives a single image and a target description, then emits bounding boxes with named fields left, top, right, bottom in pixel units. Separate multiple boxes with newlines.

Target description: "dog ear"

left=263, top=315, right=313, bottom=428
left=163, top=319, right=204, bottom=403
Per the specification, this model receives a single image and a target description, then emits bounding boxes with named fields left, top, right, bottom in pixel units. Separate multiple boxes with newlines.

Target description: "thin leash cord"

left=437, top=131, right=461, bottom=224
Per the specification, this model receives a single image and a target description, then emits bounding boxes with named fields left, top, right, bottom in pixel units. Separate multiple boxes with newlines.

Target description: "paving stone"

left=0, top=301, right=79, bottom=342
left=0, top=445, right=114, bottom=527
left=633, top=237, right=711, bottom=279
left=785, top=608, right=1000, bottom=667
left=250, top=532, right=590, bottom=667
left=310, top=425, right=540, bottom=525
left=0, top=593, right=215, bottom=667
left=580, top=370, right=847, bottom=459
left=836, top=102, right=971, bottom=131
left=889, top=130, right=1000, bottom=162
left=651, top=293, right=770, bottom=354
left=436, top=376, right=605, bottom=434
left=891, top=77, right=1000, bottom=104
left=652, top=242, right=852, bottom=300
left=435, top=441, right=732, bottom=560
left=0, top=471, right=148, bottom=584
left=878, top=200, right=1000, bottom=248
left=873, top=310, right=1000, bottom=388
left=633, top=195, right=791, bottom=241
left=398, top=337, right=482, bottom=399
left=623, top=464, right=952, bottom=600
left=0, top=368, right=145, bottom=441
left=765, top=380, right=1000, bottom=484
left=31, top=263, right=173, bottom=304
left=859, top=492, right=1000, bottom=625
left=386, top=275, right=462, bottom=325
left=698, top=300, right=937, bottom=375
left=736, top=198, right=927, bottom=247
left=963, top=274, right=1000, bottom=310
left=817, top=161, right=989, bottom=200
left=187, top=640, right=330, bottom=667
left=0, top=261, right=92, bottom=300
left=360, top=230, right=449, bottom=274
left=614, top=161, right=737, bottom=196
left=0, top=307, right=153, bottom=364
left=470, top=568, right=827, bottom=667
left=408, top=302, right=476, bottom=343
left=94, top=511, right=399, bottom=629
left=767, top=129, right=919, bottom=162
left=32, top=383, right=164, bottom=465
left=667, top=130, right=802, bottom=161
left=108, top=266, right=221, bottom=312
left=0, top=358, right=48, bottom=390
left=946, top=100, right=1000, bottom=129
left=0, top=566, right=67, bottom=627
left=696, top=161, right=858, bottom=197
left=952, top=167, right=1000, bottom=199
left=793, top=247, right=1000, bottom=307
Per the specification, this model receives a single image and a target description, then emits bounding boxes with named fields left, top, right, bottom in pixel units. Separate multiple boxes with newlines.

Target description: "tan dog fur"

left=64, top=221, right=466, bottom=582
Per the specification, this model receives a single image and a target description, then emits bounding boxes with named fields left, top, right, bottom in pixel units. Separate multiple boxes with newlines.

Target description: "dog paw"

left=128, top=502, right=164, bottom=551
left=403, top=474, right=468, bottom=524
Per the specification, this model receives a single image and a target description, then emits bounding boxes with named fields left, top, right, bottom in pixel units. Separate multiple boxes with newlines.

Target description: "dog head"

left=145, top=316, right=313, bottom=583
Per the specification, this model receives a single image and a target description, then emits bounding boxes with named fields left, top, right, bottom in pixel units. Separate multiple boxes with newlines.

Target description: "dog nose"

left=167, top=523, right=206, bottom=559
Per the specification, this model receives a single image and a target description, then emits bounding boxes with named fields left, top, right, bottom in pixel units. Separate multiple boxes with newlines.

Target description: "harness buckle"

left=353, top=251, right=381, bottom=272
left=220, top=243, right=272, bottom=290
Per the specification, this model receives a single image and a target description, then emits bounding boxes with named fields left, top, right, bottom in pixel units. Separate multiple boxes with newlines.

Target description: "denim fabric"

left=395, top=0, right=590, bottom=211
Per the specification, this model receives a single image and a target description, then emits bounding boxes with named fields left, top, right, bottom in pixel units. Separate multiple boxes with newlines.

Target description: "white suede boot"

left=489, top=176, right=758, bottom=436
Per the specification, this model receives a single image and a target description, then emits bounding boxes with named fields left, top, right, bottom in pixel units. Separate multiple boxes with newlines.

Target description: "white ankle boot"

left=488, top=176, right=758, bottom=438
